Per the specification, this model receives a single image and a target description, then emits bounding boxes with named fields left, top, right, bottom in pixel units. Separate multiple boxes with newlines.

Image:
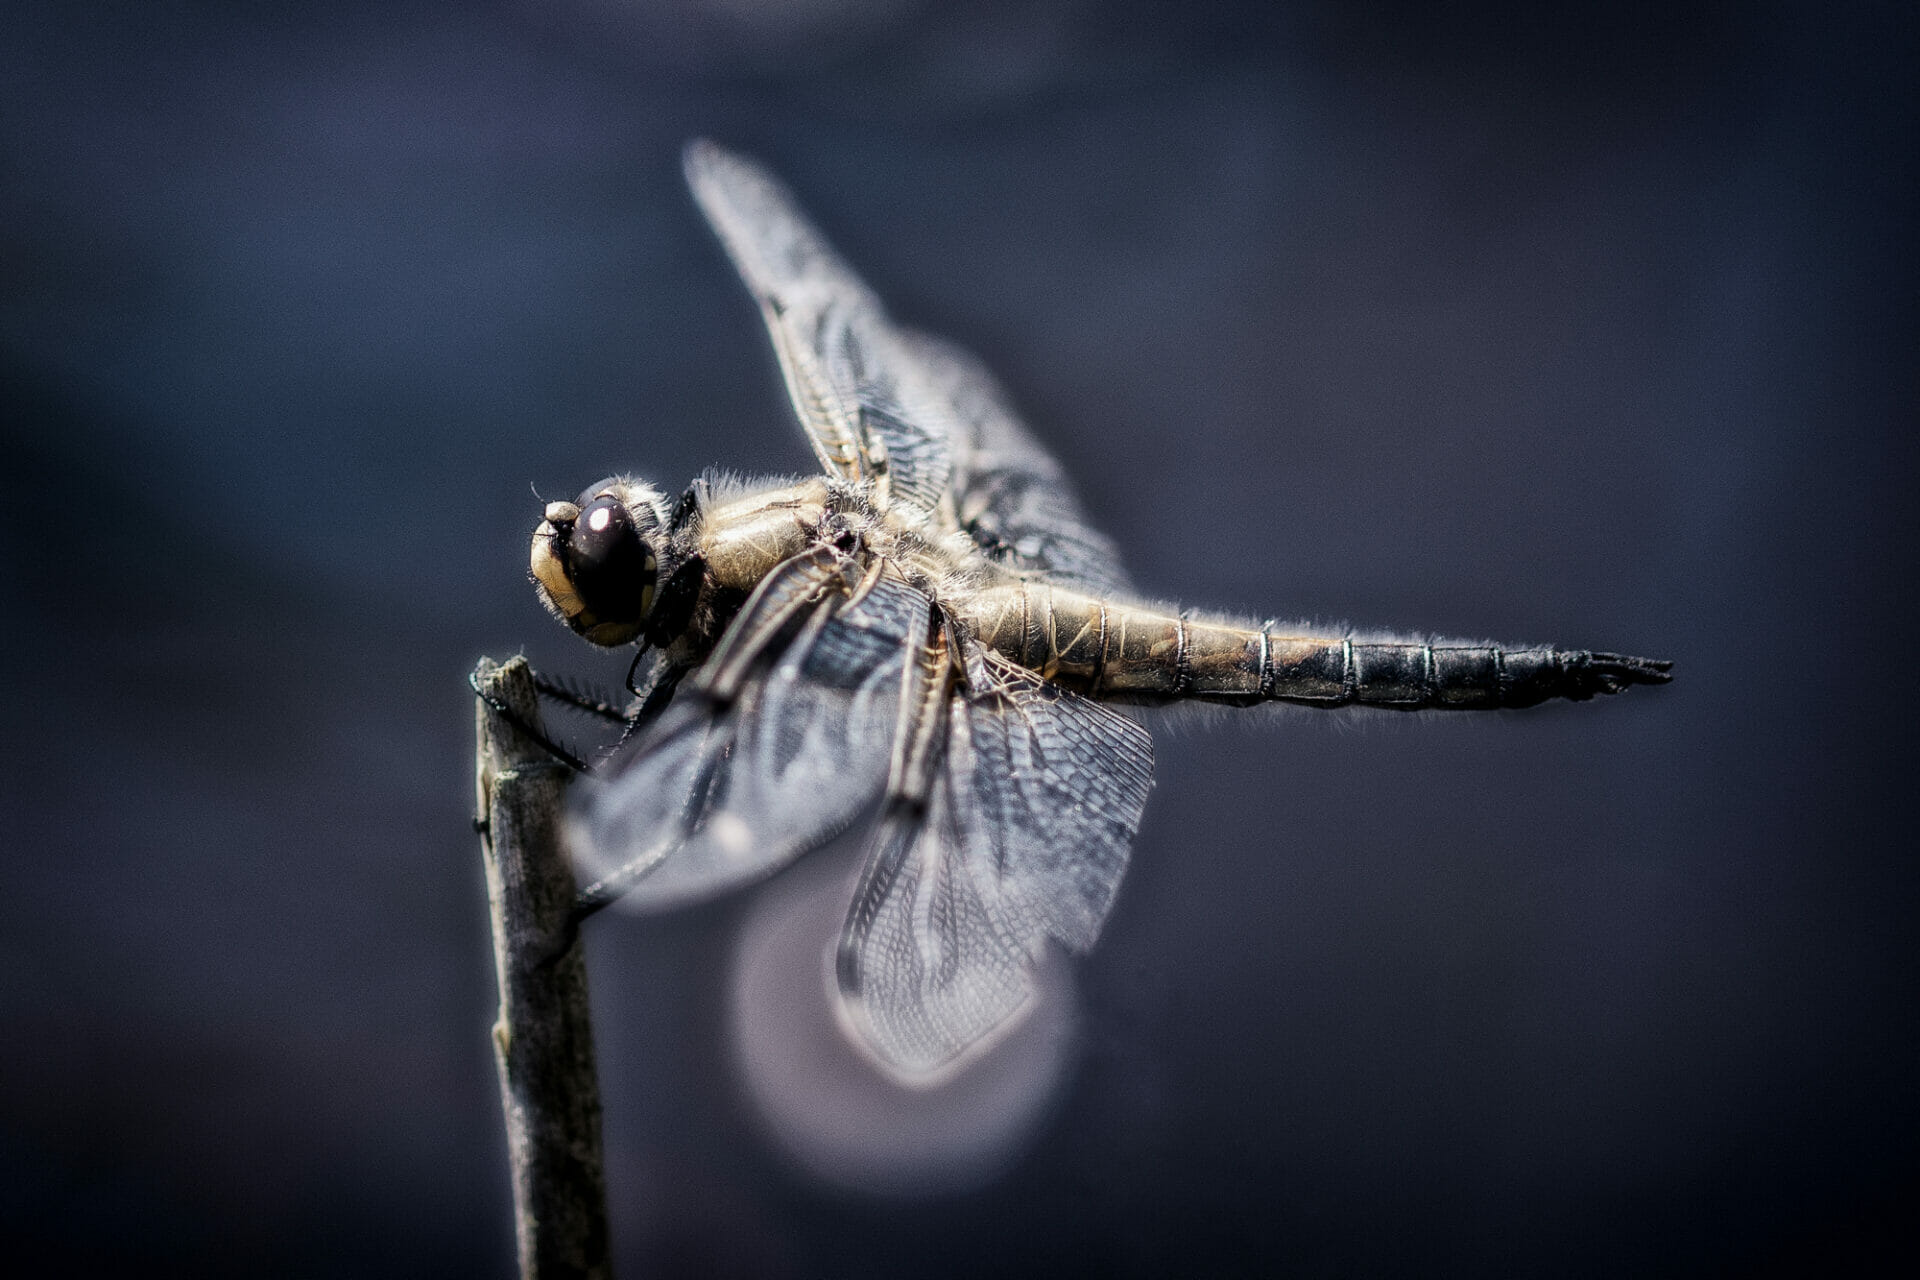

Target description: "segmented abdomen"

left=962, top=583, right=1668, bottom=709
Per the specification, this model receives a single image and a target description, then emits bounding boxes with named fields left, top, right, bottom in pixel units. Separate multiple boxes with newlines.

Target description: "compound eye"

left=565, top=496, right=656, bottom=640
left=574, top=496, right=634, bottom=563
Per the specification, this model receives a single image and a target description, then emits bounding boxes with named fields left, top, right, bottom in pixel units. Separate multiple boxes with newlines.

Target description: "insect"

left=527, top=140, right=1672, bottom=1082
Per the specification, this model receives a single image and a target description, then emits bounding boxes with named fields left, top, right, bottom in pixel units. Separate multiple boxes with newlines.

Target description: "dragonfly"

left=524, top=139, right=1672, bottom=1082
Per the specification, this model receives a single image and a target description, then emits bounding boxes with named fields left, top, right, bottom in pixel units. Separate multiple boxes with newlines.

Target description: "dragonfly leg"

left=469, top=666, right=592, bottom=773
left=611, top=660, right=689, bottom=752
left=530, top=670, right=632, bottom=724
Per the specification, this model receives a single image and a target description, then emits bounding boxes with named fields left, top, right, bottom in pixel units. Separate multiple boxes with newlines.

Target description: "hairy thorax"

left=695, top=476, right=990, bottom=622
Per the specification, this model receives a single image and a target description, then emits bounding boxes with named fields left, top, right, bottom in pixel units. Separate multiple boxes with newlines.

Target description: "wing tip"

left=832, top=930, right=1048, bottom=1090
left=682, top=136, right=735, bottom=198
left=832, top=988, right=1011, bottom=1091
left=682, top=135, right=723, bottom=178
left=682, top=136, right=775, bottom=200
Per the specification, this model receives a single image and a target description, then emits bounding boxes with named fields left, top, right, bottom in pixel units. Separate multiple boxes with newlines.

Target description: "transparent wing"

left=568, top=569, right=931, bottom=910
left=900, top=331, right=1133, bottom=595
left=686, top=139, right=1130, bottom=594
left=837, top=643, right=1155, bottom=1078
left=684, top=139, right=952, bottom=518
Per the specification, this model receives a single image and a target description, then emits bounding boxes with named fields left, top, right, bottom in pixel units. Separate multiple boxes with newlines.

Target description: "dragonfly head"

left=530, top=476, right=669, bottom=646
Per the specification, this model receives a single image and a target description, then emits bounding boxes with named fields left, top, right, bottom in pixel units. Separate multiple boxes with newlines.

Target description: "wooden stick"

left=473, top=656, right=612, bottom=1280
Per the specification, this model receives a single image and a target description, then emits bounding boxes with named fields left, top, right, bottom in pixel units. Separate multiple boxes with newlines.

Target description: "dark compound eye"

left=566, top=496, right=656, bottom=628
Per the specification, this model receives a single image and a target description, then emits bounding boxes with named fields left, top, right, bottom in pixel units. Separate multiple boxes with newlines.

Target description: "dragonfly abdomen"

left=963, top=583, right=1671, bottom=709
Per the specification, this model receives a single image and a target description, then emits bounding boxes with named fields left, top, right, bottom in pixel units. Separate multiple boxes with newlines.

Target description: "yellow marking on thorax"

left=699, top=479, right=832, bottom=591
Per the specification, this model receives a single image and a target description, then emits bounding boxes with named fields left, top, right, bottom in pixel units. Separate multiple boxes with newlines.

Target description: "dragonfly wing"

left=900, top=330, right=1132, bottom=595
left=686, top=138, right=1130, bottom=593
left=837, top=644, right=1155, bottom=1079
left=684, top=139, right=952, bottom=518
left=569, top=568, right=932, bottom=910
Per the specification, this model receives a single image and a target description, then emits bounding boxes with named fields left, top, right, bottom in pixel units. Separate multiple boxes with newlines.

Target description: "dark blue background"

left=4, top=1, right=1914, bottom=1274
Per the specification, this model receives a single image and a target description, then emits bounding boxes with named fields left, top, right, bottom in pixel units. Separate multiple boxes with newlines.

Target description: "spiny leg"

left=533, top=670, right=632, bottom=723
left=469, top=666, right=592, bottom=775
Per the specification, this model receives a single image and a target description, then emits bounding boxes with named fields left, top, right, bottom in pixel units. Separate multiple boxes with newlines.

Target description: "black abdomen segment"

left=1239, top=635, right=1670, bottom=708
left=963, top=584, right=1672, bottom=709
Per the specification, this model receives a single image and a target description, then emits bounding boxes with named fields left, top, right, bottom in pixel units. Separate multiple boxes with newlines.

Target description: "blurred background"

left=4, top=1, right=1915, bottom=1274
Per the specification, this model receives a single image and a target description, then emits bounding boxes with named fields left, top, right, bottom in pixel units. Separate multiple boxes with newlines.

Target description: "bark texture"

left=474, top=656, right=611, bottom=1280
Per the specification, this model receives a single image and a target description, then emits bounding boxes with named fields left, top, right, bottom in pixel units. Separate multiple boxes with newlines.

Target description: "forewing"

left=569, top=570, right=932, bottom=910
left=838, top=646, right=1154, bottom=1078
left=901, top=331, right=1131, bottom=595
left=683, top=139, right=952, bottom=517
